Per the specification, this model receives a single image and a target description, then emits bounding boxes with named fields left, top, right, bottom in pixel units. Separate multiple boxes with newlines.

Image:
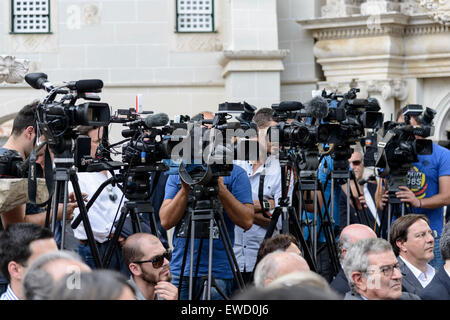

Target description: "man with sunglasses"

left=122, top=233, right=178, bottom=300
left=339, top=149, right=388, bottom=237
left=343, top=238, right=420, bottom=300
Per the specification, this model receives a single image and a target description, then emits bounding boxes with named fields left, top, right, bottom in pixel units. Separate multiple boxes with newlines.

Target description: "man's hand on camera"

left=396, top=186, right=420, bottom=207
left=154, top=281, right=178, bottom=300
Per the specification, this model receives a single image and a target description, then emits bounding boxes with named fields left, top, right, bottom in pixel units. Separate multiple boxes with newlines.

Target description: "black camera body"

left=0, top=149, right=33, bottom=178
left=375, top=104, right=435, bottom=176
left=25, top=73, right=111, bottom=155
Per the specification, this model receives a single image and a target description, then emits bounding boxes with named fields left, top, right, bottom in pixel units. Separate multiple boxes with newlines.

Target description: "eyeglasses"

left=350, top=160, right=362, bottom=166
left=133, top=250, right=172, bottom=269
left=363, top=262, right=400, bottom=278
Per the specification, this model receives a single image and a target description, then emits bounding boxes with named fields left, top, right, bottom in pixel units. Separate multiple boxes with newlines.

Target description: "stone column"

left=220, top=0, right=287, bottom=108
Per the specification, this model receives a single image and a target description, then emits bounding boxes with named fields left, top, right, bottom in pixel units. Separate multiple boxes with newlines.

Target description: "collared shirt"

left=69, top=171, right=125, bottom=243
left=399, top=256, right=436, bottom=287
left=0, top=285, right=19, bottom=300
left=233, top=156, right=290, bottom=272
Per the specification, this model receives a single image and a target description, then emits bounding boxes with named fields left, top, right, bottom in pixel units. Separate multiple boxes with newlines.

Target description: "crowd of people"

left=0, top=101, right=449, bottom=300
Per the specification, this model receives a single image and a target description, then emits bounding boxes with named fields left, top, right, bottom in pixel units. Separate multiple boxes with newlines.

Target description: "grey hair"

left=49, top=269, right=135, bottom=300
left=440, top=222, right=450, bottom=261
left=22, top=250, right=84, bottom=300
left=337, top=233, right=353, bottom=263
left=342, top=238, right=393, bottom=292
left=253, top=250, right=284, bottom=288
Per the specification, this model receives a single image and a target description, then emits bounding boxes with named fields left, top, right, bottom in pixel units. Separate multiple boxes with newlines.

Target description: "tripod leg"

left=103, top=206, right=128, bottom=269
left=287, top=207, right=317, bottom=272
left=60, top=180, right=70, bottom=250
left=215, top=213, right=245, bottom=292
left=178, top=214, right=192, bottom=300
left=70, top=175, right=103, bottom=268
left=51, top=180, right=61, bottom=234
left=264, top=209, right=280, bottom=239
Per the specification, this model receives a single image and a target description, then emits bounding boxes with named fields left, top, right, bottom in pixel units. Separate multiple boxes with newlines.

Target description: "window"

left=176, top=0, right=214, bottom=32
left=11, top=0, right=50, bottom=34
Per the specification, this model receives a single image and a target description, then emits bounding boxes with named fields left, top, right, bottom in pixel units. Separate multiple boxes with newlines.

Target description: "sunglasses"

left=106, top=186, right=117, bottom=202
left=133, top=250, right=172, bottom=269
left=350, top=160, right=362, bottom=166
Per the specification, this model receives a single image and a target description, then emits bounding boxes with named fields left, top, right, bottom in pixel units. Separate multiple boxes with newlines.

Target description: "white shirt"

left=399, top=256, right=436, bottom=288
left=233, top=156, right=292, bottom=272
left=363, top=184, right=380, bottom=226
left=0, top=285, right=19, bottom=300
left=68, top=171, right=125, bottom=243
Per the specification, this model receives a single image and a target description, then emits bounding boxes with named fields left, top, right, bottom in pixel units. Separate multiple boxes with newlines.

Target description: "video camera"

left=375, top=104, right=435, bottom=176
left=24, top=73, right=110, bottom=156
left=319, top=88, right=383, bottom=152
left=169, top=101, right=258, bottom=186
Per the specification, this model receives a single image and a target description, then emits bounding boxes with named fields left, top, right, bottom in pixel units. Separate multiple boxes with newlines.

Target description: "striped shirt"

left=0, top=285, right=19, bottom=300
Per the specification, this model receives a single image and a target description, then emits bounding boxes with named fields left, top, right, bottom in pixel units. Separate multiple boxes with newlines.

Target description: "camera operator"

left=159, top=111, right=254, bottom=300
left=0, top=101, right=77, bottom=228
left=339, top=148, right=388, bottom=237
left=395, top=109, right=450, bottom=269
left=233, top=108, right=291, bottom=286
left=68, top=126, right=128, bottom=275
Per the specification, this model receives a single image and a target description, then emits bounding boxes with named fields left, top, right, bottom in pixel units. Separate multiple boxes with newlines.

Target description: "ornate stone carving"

left=360, top=1, right=401, bottom=16
left=366, top=79, right=408, bottom=101
left=420, top=0, right=450, bottom=26
left=321, top=0, right=363, bottom=18
left=84, top=4, right=101, bottom=25
left=0, top=55, right=30, bottom=84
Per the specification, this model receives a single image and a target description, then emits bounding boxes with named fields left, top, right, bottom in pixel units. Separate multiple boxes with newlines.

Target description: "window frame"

left=10, top=0, right=52, bottom=34
left=175, top=0, right=215, bottom=33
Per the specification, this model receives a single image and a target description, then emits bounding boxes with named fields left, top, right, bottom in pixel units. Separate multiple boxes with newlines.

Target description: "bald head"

left=254, top=251, right=310, bottom=288
left=338, top=224, right=377, bottom=261
left=341, top=224, right=377, bottom=243
left=122, top=233, right=162, bottom=266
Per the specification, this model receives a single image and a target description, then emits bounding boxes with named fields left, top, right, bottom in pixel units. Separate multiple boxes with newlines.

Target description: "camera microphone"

left=67, top=79, right=104, bottom=92
left=144, top=113, right=169, bottom=128
left=272, top=101, right=303, bottom=112
left=305, top=96, right=329, bottom=119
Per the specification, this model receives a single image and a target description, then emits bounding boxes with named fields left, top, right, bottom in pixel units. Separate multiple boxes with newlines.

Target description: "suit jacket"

left=344, top=291, right=421, bottom=300
left=419, top=266, right=450, bottom=300
left=339, top=183, right=388, bottom=238
left=330, top=267, right=350, bottom=296
left=397, top=257, right=426, bottom=295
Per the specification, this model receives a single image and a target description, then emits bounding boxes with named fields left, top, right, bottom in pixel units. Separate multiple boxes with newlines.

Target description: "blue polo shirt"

left=164, top=165, right=252, bottom=279
left=407, top=143, right=450, bottom=236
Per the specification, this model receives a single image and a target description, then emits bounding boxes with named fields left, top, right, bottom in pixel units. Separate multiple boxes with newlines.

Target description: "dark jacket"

left=344, top=291, right=421, bottom=300
left=419, top=266, right=450, bottom=300
left=330, top=267, right=350, bottom=297
left=397, top=257, right=427, bottom=295
left=339, top=182, right=387, bottom=238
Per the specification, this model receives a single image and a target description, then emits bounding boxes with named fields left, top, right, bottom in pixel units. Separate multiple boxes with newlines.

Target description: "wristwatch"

left=263, top=200, right=271, bottom=210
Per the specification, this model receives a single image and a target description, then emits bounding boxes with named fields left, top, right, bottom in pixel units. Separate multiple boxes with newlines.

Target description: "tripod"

left=264, top=151, right=318, bottom=272
left=295, top=150, right=340, bottom=276
left=177, top=176, right=245, bottom=300
left=100, top=166, right=164, bottom=268
left=382, top=166, right=414, bottom=242
left=70, top=164, right=163, bottom=268
left=48, top=149, right=103, bottom=268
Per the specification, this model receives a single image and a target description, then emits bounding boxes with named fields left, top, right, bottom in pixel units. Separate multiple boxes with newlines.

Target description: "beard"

left=142, top=266, right=172, bottom=285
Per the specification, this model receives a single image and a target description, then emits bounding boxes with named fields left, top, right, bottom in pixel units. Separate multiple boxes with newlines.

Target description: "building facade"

left=0, top=0, right=449, bottom=144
